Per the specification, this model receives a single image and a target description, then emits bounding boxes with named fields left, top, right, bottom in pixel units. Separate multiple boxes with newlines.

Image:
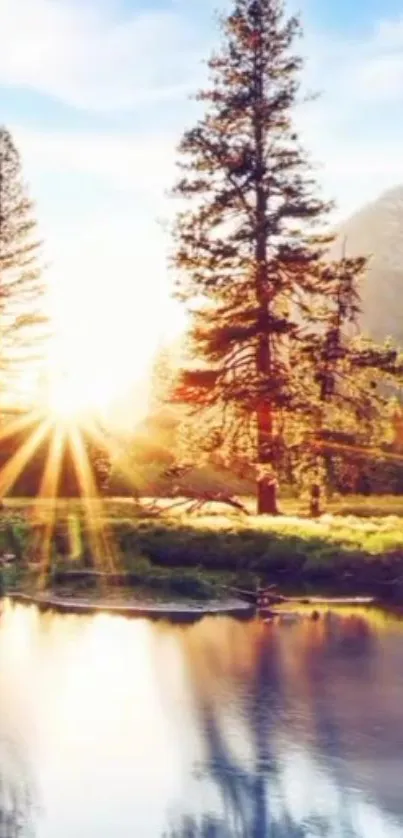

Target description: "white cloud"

left=344, top=16, right=403, bottom=103
left=373, top=15, right=403, bottom=48
left=353, top=53, right=403, bottom=100
left=0, top=0, right=205, bottom=110
left=12, top=126, right=178, bottom=196
left=303, top=12, right=403, bottom=107
left=292, top=11, right=403, bottom=216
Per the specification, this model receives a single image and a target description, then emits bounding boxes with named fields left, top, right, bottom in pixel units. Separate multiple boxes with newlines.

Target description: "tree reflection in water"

left=164, top=615, right=385, bottom=838
left=301, top=614, right=374, bottom=837
left=0, top=739, right=36, bottom=838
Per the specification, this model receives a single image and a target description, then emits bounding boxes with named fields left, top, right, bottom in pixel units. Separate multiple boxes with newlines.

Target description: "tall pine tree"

left=172, top=0, right=335, bottom=514
left=0, top=127, right=47, bottom=403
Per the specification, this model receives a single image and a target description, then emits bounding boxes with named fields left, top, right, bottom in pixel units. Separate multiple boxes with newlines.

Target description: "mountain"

left=333, top=186, right=403, bottom=346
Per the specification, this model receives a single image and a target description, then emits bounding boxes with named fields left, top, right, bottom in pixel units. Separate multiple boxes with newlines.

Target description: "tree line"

left=1, top=0, right=403, bottom=513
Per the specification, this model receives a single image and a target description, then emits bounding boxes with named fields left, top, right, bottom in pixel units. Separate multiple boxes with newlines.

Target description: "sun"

left=46, top=365, right=115, bottom=423
left=39, top=260, right=187, bottom=429
left=47, top=372, right=90, bottom=421
left=43, top=335, right=155, bottom=428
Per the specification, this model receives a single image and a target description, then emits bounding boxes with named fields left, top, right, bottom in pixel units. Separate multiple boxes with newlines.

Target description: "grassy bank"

left=1, top=497, right=403, bottom=603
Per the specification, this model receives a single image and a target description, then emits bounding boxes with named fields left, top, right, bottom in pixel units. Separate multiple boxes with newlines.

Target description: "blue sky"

left=1, top=0, right=403, bottom=408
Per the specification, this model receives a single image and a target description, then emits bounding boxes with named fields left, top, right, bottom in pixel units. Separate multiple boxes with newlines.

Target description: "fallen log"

left=145, top=491, right=249, bottom=516
left=219, top=584, right=375, bottom=608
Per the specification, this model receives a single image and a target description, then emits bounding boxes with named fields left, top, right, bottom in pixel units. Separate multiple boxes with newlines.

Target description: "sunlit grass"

left=2, top=495, right=403, bottom=570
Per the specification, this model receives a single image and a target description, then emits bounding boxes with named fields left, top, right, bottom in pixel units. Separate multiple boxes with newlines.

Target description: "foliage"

left=171, top=0, right=350, bottom=513
left=290, top=248, right=403, bottom=509
left=0, top=127, right=48, bottom=394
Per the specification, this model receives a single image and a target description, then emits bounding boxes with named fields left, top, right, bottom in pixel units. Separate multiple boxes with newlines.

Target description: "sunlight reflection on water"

left=0, top=600, right=402, bottom=836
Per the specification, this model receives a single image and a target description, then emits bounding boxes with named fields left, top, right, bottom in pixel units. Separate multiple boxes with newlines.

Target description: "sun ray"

left=0, top=418, right=53, bottom=499
left=0, top=408, right=46, bottom=447
left=67, top=425, right=116, bottom=574
left=81, top=414, right=189, bottom=501
left=32, top=423, right=67, bottom=588
left=80, top=416, right=143, bottom=497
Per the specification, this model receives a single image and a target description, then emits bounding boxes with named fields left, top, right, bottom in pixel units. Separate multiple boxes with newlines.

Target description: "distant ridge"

left=333, top=185, right=403, bottom=346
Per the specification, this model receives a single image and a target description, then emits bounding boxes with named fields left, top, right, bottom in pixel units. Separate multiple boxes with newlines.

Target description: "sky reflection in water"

left=0, top=601, right=402, bottom=837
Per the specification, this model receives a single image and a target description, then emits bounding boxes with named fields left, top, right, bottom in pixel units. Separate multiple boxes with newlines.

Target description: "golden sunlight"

left=43, top=335, right=154, bottom=429
left=43, top=246, right=186, bottom=427
left=46, top=368, right=106, bottom=422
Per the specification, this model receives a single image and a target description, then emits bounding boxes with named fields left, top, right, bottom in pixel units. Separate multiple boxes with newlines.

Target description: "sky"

left=1, top=0, right=403, bottom=410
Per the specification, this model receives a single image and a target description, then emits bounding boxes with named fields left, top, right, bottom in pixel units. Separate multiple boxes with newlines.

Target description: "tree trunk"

left=257, top=478, right=278, bottom=515
left=310, top=407, right=325, bottom=517
left=256, top=399, right=279, bottom=515
left=309, top=482, right=321, bottom=517
left=253, top=17, right=279, bottom=517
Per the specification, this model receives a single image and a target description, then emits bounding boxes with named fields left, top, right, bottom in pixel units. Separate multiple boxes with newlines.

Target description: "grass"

left=1, top=495, right=403, bottom=601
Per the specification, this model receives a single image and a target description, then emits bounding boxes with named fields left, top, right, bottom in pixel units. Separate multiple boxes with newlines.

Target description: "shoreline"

left=6, top=590, right=384, bottom=624
left=1, top=501, right=403, bottom=612
left=7, top=591, right=256, bottom=623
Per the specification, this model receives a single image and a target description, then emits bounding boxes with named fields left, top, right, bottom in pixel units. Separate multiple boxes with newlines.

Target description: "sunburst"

left=0, top=417, right=53, bottom=498
left=67, top=424, right=116, bottom=574
left=32, top=422, right=66, bottom=587
left=0, top=405, right=119, bottom=590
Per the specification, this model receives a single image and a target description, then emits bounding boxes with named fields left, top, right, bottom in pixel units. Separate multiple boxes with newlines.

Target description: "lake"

left=0, top=600, right=403, bottom=837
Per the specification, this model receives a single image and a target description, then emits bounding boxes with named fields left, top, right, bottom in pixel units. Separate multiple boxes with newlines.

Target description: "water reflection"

left=164, top=613, right=403, bottom=837
left=0, top=738, right=36, bottom=837
left=0, top=601, right=402, bottom=836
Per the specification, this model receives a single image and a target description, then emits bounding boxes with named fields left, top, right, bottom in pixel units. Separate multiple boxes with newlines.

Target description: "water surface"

left=0, top=600, right=403, bottom=836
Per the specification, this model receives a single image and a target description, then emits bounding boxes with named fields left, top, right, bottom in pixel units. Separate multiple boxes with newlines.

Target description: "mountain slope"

left=333, top=186, right=403, bottom=345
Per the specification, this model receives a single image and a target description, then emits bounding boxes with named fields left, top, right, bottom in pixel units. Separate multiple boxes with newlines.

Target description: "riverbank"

left=1, top=497, right=403, bottom=603
left=8, top=591, right=381, bottom=625
left=8, top=591, right=256, bottom=623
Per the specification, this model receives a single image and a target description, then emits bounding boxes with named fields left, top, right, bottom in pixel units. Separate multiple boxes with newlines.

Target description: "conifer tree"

left=172, top=0, right=335, bottom=514
left=296, top=250, right=403, bottom=513
left=0, top=127, right=47, bottom=400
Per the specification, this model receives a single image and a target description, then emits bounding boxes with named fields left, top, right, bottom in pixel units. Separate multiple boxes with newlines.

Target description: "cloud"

left=12, top=126, right=178, bottom=197
left=302, top=11, right=403, bottom=108
left=8, top=4, right=403, bottom=241
left=349, top=18, right=403, bottom=102
left=290, top=10, right=403, bottom=217
left=0, top=0, right=206, bottom=111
